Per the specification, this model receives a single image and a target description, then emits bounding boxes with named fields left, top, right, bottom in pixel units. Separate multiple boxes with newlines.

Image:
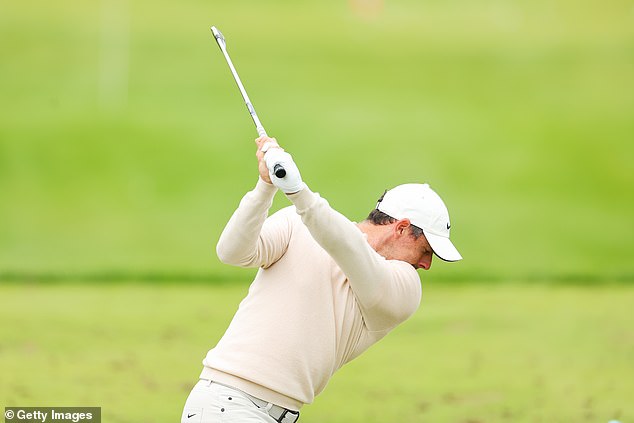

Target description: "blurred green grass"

left=1, top=282, right=632, bottom=422
left=1, top=2, right=633, bottom=420
left=1, top=0, right=632, bottom=281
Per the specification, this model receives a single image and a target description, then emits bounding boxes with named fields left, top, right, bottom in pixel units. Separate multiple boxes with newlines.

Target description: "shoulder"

left=265, top=206, right=304, bottom=232
left=388, top=260, right=423, bottom=296
left=270, top=205, right=301, bottom=222
left=369, top=260, right=422, bottom=328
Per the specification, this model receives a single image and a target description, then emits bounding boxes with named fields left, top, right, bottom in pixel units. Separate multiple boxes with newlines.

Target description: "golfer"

left=181, top=136, right=461, bottom=423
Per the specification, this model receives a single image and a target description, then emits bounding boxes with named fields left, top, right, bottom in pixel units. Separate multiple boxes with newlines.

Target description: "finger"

left=261, top=141, right=275, bottom=153
left=255, top=136, right=270, bottom=147
left=255, top=137, right=269, bottom=158
left=262, top=139, right=282, bottom=153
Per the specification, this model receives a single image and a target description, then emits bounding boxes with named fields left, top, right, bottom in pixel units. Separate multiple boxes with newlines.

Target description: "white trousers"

left=181, top=380, right=278, bottom=423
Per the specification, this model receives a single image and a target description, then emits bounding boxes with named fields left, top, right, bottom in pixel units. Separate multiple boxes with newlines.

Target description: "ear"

left=393, top=219, right=412, bottom=237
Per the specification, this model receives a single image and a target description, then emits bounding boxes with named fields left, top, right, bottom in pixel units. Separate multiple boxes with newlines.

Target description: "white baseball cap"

left=376, top=183, right=462, bottom=262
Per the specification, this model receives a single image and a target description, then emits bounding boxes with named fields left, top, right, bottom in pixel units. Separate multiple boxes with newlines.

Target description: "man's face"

left=382, top=221, right=434, bottom=270
left=398, top=229, right=434, bottom=270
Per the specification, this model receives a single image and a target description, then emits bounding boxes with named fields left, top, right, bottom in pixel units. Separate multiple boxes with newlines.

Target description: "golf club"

left=211, top=25, right=286, bottom=178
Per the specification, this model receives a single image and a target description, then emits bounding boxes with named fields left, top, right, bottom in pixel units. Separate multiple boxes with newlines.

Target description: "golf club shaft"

left=211, top=26, right=266, bottom=138
left=211, top=26, right=285, bottom=178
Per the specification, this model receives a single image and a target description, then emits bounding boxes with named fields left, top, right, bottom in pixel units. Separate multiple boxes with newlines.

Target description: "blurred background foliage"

left=1, top=0, right=632, bottom=282
left=2, top=1, right=633, bottom=422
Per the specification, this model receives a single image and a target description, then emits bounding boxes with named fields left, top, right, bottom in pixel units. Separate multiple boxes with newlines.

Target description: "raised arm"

left=256, top=136, right=421, bottom=330
left=216, top=137, right=301, bottom=268
left=288, top=187, right=421, bottom=330
left=217, top=177, right=292, bottom=268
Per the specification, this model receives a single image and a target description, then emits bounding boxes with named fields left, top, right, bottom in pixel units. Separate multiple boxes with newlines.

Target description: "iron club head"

left=211, top=26, right=226, bottom=49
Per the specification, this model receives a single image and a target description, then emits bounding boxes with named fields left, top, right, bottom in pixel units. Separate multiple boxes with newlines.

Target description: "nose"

left=418, top=255, right=433, bottom=271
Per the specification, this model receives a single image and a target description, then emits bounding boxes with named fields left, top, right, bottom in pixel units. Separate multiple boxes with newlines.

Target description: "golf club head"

left=211, top=26, right=226, bottom=49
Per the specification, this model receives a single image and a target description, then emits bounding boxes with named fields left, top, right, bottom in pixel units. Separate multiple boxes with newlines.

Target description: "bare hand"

left=255, top=136, right=282, bottom=184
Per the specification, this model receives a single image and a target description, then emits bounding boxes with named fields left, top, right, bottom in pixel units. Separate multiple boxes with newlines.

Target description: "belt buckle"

left=277, top=409, right=300, bottom=423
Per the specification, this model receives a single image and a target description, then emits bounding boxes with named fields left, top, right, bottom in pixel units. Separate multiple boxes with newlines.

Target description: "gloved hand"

left=264, top=148, right=304, bottom=194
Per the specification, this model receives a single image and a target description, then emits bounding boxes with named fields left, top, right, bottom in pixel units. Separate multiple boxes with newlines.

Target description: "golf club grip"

left=273, top=164, right=286, bottom=178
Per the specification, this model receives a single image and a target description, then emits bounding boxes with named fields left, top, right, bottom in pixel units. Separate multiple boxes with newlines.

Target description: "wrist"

left=286, top=184, right=317, bottom=212
left=255, top=177, right=278, bottom=194
left=258, top=176, right=275, bottom=186
left=283, top=182, right=307, bottom=196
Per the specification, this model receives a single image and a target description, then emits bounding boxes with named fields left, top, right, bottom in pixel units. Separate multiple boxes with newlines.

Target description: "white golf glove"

left=264, top=148, right=304, bottom=194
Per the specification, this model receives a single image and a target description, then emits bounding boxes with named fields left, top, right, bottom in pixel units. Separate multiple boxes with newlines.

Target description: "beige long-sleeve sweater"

left=201, top=179, right=422, bottom=411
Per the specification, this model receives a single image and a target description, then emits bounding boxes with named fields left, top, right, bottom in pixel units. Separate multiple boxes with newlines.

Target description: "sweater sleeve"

left=287, top=185, right=422, bottom=331
left=216, top=178, right=292, bottom=269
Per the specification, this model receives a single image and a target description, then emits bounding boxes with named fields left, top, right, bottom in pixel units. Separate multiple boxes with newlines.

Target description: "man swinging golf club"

left=180, top=136, right=462, bottom=423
